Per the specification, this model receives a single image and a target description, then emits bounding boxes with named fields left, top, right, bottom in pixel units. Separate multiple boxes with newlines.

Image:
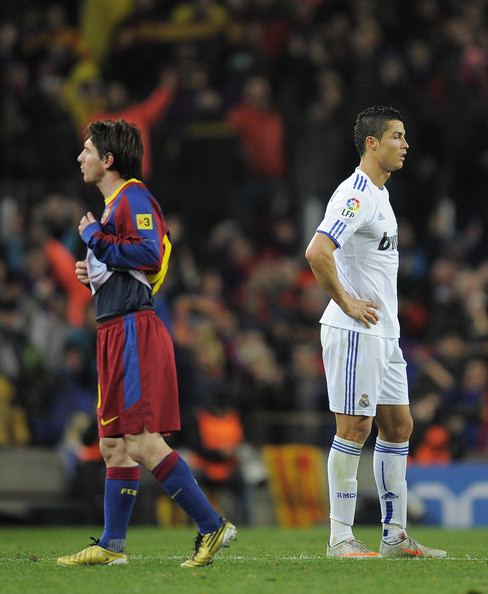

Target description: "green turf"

left=0, top=525, right=486, bottom=594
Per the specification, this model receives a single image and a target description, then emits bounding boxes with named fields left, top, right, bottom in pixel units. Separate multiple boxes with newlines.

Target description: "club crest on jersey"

left=342, top=197, right=360, bottom=219
left=101, top=205, right=112, bottom=224
left=359, top=394, right=370, bottom=408
left=137, top=213, right=153, bottom=230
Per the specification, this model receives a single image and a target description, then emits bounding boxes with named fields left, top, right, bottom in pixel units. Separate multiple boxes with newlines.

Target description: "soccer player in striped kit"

left=57, top=119, right=236, bottom=568
left=306, top=106, right=446, bottom=559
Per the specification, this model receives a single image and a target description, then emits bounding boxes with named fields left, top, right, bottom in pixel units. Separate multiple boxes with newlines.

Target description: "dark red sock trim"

left=106, top=466, right=141, bottom=480
left=152, top=451, right=180, bottom=483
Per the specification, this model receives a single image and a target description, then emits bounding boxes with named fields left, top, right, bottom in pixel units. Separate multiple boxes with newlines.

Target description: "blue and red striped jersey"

left=83, top=179, right=172, bottom=321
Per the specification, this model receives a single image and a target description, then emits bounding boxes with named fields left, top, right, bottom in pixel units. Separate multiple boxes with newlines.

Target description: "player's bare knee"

left=336, top=425, right=371, bottom=444
left=353, top=427, right=372, bottom=444
left=378, top=417, right=413, bottom=442
left=123, top=442, right=143, bottom=465
left=100, top=437, right=130, bottom=465
left=336, top=414, right=372, bottom=444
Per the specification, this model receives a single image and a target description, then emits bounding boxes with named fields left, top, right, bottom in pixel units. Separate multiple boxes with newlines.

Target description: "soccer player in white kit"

left=305, top=105, right=446, bottom=559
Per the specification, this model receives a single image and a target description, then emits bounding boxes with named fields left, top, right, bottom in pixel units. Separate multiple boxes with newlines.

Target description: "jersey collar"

left=104, top=178, right=141, bottom=205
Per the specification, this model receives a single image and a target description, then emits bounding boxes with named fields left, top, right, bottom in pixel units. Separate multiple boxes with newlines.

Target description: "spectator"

left=411, top=425, right=452, bottom=465
left=81, top=68, right=177, bottom=180
left=30, top=341, right=96, bottom=447
left=451, top=357, right=488, bottom=452
left=227, top=73, right=287, bottom=241
left=184, top=384, right=250, bottom=525
left=175, top=87, right=244, bottom=251
left=289, top=69, right=349, bottom=243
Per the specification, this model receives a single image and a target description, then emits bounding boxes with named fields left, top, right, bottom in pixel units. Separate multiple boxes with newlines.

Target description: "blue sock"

left=153, top=452, right=221, bottom=533
left=98, top=467, right=140, bottom=552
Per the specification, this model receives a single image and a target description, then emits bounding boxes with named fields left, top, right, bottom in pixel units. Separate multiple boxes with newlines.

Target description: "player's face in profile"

left=377, top=120, right=409, bottom=173
left=77, top=137, right=107, bottom=185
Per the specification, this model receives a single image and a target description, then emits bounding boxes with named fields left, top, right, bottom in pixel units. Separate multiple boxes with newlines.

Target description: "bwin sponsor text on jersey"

left=378, top=230, right=398, bottom=251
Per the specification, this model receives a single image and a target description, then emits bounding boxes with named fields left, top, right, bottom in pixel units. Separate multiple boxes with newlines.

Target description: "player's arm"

left=305, top=231, right=379, bottom=329
left=79, top=205, right=163, bottom=271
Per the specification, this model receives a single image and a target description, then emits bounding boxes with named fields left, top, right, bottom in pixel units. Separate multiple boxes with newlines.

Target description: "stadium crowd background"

left=1, top=0, right=488, bottom=477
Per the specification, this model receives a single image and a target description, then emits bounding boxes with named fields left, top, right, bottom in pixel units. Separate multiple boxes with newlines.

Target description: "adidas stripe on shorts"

left=321, top=325, right=409, bottom=416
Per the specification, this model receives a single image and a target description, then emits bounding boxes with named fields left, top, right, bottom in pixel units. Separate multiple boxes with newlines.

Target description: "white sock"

left=328, top=436, right=362, bottom=546
left=373, top=438, right=409, bottom=543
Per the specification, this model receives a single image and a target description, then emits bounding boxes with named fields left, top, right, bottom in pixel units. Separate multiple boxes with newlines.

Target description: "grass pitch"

left=0, top=525, right=486, bottom=594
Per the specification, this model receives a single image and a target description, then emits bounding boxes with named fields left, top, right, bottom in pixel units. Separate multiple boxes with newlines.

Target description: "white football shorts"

left=320, top=325, right=409, bottom=416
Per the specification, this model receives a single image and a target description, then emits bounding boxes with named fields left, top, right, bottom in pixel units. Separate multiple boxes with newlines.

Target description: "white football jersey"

left=317, top=168, right=400, bottom=338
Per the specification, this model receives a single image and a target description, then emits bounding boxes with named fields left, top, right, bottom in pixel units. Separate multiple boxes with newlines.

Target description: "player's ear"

left=103, top=152, right=114, bottom=167
left=366, top=136, right=378, bottom=151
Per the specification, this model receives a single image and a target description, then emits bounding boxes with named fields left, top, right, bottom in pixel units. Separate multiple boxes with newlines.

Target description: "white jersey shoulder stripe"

left=352, top=173, right=368, bottom=192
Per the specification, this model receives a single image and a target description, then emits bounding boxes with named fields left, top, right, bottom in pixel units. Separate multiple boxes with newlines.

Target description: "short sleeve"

left=317, top=189, right=370, bottom=248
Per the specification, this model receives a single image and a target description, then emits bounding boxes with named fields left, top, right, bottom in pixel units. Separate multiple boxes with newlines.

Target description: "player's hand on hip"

left=78, top=211, right=97, bottom=237
left=75, top=260, right=90, bottom=285
left=344, top=297, right=379, bottom=329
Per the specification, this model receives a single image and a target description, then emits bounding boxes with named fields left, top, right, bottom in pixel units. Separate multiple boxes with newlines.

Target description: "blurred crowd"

left=1, top=0, right=488, bottom=473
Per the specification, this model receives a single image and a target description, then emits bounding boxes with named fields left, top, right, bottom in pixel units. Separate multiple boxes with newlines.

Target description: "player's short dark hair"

left=353, top=105, right=404, bottom=157
left=85, top=119, right=144, bottom=180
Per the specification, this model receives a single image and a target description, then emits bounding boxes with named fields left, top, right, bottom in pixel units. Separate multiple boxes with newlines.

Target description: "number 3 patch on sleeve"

left=136, top=213, right=153, bottom=229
